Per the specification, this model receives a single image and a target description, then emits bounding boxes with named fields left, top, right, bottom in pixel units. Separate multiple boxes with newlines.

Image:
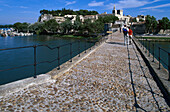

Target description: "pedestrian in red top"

left=128, top=27, right=133, bottom=44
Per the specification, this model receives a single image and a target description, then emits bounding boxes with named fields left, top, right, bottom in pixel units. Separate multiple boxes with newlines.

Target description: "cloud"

left=142, top=3, right=170, bottom=9
left=106, top=0, right=160, bottom=9
left=19, top=6, right=28, bottom=9
left=65, top=1, right=76, bottom=6
left=3, top=4, right=28, bottom=9
left=73, top=9, right=79, bottom=11
left=19, top=11, right=37, bottom=14
left=88, top=1, right=104, bottom=7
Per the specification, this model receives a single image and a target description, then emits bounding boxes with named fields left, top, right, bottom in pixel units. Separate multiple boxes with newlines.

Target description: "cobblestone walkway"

left=0, top=32, right=169, bottom=111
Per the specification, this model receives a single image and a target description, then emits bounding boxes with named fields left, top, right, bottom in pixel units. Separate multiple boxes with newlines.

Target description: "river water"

left=140, top=40, right=170, bottom=70
left=0, top=35, right=94, bottom=85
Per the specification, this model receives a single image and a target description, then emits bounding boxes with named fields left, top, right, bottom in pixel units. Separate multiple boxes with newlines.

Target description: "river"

left=0, top=35, right=94, bottom=85
left=140, top=40, right=170, bottom=70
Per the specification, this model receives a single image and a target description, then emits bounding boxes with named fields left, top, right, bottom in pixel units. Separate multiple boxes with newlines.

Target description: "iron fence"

left=133, top=37, right=170, bottom=81
left=0, top=36, right=107, bottom=81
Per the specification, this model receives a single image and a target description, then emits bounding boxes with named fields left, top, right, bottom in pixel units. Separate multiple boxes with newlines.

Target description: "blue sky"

left=0, top=0, right=170, bottom=24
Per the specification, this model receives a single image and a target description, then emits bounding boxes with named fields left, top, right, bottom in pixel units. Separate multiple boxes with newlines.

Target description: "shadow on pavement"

left=127, top=43, right=162, bottom=112
left=106, top=42, right=125, bottom=46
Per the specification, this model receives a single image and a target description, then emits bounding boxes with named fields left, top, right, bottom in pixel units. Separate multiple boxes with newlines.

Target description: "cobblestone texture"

left=0, top=32, right=169, bottom=111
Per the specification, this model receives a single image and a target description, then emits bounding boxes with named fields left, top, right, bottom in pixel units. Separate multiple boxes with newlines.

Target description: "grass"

left=136, top=37, right=170, bottom=39
left=53, top=34, right=102, bottom=40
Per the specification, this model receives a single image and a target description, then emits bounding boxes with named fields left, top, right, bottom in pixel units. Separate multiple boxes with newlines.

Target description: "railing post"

left=90, top=42, right=91, bottom=50
left=85, top=40, right=86, bottom=53
left=148, top=41, right=150, bottom=57
left=70, top=43, right=72, bottom=62
left=143, top=37, right=144, bottom=50
left=152, top=44, right=154, bottom=62
left=145, top=39, right=147, bottom=53
left=158, top=47, right=161, bottom=69
left=168, top=53, right=170, bottom=81
left=33, top=45, right=37, bottom=78
left=57, top=47, right=60, bottom=70
left=78, top=41, right=80, bottom=57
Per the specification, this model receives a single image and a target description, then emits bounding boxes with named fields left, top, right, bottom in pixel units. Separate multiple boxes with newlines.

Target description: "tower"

left=112, top=5, right=117, bottom=16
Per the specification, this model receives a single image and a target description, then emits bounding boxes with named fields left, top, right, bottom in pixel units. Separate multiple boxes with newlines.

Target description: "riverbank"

left=52, top=34, right=102, bottom=40
left=135, top=36, right=170, bottom=42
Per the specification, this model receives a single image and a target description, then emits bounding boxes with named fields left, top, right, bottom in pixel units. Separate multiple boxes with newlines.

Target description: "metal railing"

left=0, top=36, right=107, bottom=80
left=133, top=37, right=170, bottom=81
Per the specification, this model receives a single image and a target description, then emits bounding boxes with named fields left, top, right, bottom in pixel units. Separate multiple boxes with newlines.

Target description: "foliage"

left=97, top=15, right=118, bottom=24
left=44, top=19, right=59, bottom=33
left=132, top=18, right=137, bottom=22
left=73, top=15, right=82, bottom=33
left=13, top=22, right=30, bottom=32
left=40, top=8, right=98, bottom=16
left=139, top=19, right=144, bottom=22
left=60, top=19, right=73, bottom=34
left=0, top=24, right=13, bottom=28
left=159, top=17, right=169, bottom=32
left=151, top=16, right=157, bottom=33
left=145, top=15, right=157, bottom=33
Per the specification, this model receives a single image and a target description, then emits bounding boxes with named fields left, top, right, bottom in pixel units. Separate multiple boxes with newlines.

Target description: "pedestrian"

left=120, top=27, right=121, bottom=33
left=123, top=25, right=129, bottom=45
left=128, top=27, right=133, bottom=45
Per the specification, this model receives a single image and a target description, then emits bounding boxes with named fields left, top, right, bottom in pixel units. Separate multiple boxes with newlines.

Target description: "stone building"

left=112, top=5, right=130, bottom=25
left=84, top=15, right=98, bottom=22
left=53, top=16, right=65, bottom=23
left=39, top=14, right=53, bottom=22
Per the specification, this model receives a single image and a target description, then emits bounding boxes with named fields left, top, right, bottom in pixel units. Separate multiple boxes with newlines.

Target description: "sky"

left=0, top=0, right=170, bottom=24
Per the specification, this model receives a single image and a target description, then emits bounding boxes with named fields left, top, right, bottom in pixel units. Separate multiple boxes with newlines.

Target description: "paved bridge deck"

left=0, top=32, right=169, bottom=111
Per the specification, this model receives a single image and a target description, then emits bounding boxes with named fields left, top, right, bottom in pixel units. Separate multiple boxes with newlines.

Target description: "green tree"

left=97, top=15, right=118, bottom=24
left=139, top=19, right=144, bottom=22
left=73, top=15, right=82, bottom=34
left=13, top=22, right=29, bottom=32
left=28, top=22, right=45, bottom=34
left=151, top=16, right=157, bottom=33
left=40, top=9, right=99, bottom=16
left=145, top=15, right=157, bottom=33
left=60, top=19, right=73, bottom=34
left=145, top=15, right=152, bottom=33
left=168, top=21, right=170, bottom=29
left=160, top=17, right=169, bottom=32
left=44, top=19, right=59, bottom=33
left=132, top=18, right=137, bottom=22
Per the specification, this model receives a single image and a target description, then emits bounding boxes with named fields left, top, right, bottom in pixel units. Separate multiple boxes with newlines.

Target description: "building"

left=84, top=15, right=98, bottom=22
left=112, top=5, right=130, bottom=25
left=53, top=16, right=65, bottom=23
left=137, top=15, right=146, bottom=21
left=39, top=14, right=53, bottom=22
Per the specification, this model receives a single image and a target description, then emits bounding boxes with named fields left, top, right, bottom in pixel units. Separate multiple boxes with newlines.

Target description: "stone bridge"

left=0, top=31, right=169, bottom=111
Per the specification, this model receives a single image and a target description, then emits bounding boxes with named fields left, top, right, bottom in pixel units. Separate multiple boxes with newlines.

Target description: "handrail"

left=0, top=36, right=107, bottom=84
left=134, top=36, right=170, bottom=81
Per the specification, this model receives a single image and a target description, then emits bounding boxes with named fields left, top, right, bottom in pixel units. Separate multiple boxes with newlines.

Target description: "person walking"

left=128, top=27, right=133, bottom=45
left=123, top=25, right=129, bottom=45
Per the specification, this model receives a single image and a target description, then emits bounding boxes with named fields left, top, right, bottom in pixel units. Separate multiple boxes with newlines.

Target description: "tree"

left=60, top=19, right=73, bottom=34
left=39, top=9, right=99, bottom=16
left=132, top=18, right=137, bottom=22
left=139, top=19, right=144, bottom=22
left=160, top=17, right=169, bottom=32
left=13, top=22, right=30, bottom=32
left=44, top=19, right=59, bottom=33
left=145, top=15, right=157, bottom=33
left=145, top=15, right=152, bottom=33
left=97, top=15, right=118, bottom=24
left=151, top=16, right=157, bottom=33
left=73, top=15, right=82, bottom=34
